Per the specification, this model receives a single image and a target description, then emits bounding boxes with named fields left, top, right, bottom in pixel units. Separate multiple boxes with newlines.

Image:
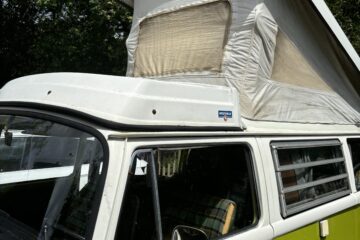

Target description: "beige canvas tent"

left=120, top=0, right=360, bottom=125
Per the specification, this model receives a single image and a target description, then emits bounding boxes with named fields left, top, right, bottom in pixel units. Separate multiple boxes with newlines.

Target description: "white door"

left=110, top=136, right=274, bottom=240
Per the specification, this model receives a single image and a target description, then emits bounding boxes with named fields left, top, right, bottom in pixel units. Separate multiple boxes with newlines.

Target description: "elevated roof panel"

left=0, top=73, right=244, bottom=130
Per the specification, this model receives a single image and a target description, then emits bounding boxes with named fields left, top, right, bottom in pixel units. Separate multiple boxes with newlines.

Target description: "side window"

left=271, top=140, right=350, bottom=217
left=348, top=139, right=360, bottom=190
left=0, top=115, right=106, bottom=240
left=117, top=144, right=259, bottom=240
left=28, top=136, right=79, bottom=169
left=0, top=137, right=27, bottom=172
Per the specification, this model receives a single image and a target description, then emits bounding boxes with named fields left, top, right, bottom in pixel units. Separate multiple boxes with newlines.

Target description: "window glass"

left=348, top=139, right=360, bottom=190
left=0, top=137, right=26, bottom=172
left=0, top=115, right=106, bottom=240
left=116, top=151, right=156, bottom=240
left=272, top=140, right=350, bottom=217
left=28, top=136, right=79, bottom=169
left=117, top=145, right=258, bottom=240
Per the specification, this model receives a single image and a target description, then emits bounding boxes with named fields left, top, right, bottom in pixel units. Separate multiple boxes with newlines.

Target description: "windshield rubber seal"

left=0, top=107, right=109, bottom=240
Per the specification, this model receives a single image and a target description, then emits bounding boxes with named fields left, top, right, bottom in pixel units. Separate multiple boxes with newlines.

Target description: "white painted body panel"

left=96, top=133, right=360, bottom=239
left=0, top=73, right=244, bottom=129
left=103, top=136, right=275, bottom=240
left=0, top=165, right=90, bottom=188
left=0, top=167, right=73, bottom=185
left=0, top=116, right=358, bottom=239
left=93, top=138, right=127, bottom=240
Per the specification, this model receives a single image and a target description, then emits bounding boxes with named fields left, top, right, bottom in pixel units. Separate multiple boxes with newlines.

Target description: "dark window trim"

left=0, top=108, right=109, bottom=240
left=347, top=138, right=360, bottom=191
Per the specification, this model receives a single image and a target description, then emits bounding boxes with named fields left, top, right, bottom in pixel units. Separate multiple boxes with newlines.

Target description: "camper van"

left=0, top=0, right=359, bottom=240
left=0, top=131, right=93, bottom=187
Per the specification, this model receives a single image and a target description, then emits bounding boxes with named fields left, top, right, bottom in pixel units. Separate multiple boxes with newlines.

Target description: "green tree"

left=0, top=0, right=358, bottom=87
left=325, top=0, right=360, bottom=54
left=32, top=0, right=132, bottom=75
left=0, top=0, right=132, bottom=86
left=0, top=0, right=39, bottom=82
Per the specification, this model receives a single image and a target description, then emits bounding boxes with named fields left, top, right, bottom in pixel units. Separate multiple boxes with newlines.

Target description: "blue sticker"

left=218, top=110, right=233, bottom=118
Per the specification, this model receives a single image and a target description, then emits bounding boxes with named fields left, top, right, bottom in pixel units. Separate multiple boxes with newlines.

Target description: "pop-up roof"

left=0, top=73, right=244, bottom=130
left=123, top=0, right=360, bottom=125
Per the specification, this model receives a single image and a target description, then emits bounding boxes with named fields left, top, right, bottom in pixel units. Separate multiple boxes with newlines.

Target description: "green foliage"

left=0, top=1, right=39, bottom=82
left=0, top=0, right=132, bottom=85
left=0, top=1, right=358, bottom=86
left=325, top=0, right=360, bottom=54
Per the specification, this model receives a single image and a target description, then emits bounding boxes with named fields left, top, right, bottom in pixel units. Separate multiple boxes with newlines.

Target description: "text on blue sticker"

left=218, top=110, right=232, bottom=118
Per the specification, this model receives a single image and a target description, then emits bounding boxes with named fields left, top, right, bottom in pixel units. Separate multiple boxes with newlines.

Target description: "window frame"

left=271, top=139, right=351, bottom=218
left=118, top=142, right=261, bottom=240
left=0, top=107, right=109, bottom=240
left=347, top=138, right=360, bottom=191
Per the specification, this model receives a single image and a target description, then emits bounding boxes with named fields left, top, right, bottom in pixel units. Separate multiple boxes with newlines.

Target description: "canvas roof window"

left=133, top=0, right=230, bottom=77
left=271, top=31, right=332, bottom=92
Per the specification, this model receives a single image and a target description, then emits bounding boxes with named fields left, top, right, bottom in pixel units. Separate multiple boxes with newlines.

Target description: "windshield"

left=0, top=115, right=106, bottom=240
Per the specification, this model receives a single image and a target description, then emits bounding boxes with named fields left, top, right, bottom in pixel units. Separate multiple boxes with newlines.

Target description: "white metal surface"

left=94, top=131, right=360, bottom=239
left=93, top=138, right=127, bottom=240
left=0, top=72, right=244, bottom=129
left=105, top=136, right=274, bottom=240
left=0, top=165, right=89, bottom=187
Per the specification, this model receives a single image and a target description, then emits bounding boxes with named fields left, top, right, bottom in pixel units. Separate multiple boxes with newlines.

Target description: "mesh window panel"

left=271, top=30, right=332, bottom=92
left=134, top=1, right=231, bottom=77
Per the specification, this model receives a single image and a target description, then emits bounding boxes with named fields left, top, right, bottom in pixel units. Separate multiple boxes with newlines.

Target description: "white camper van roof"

left=0, top=72, right=359, bottom=135
left=0, top=73, right=244, bottom=130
